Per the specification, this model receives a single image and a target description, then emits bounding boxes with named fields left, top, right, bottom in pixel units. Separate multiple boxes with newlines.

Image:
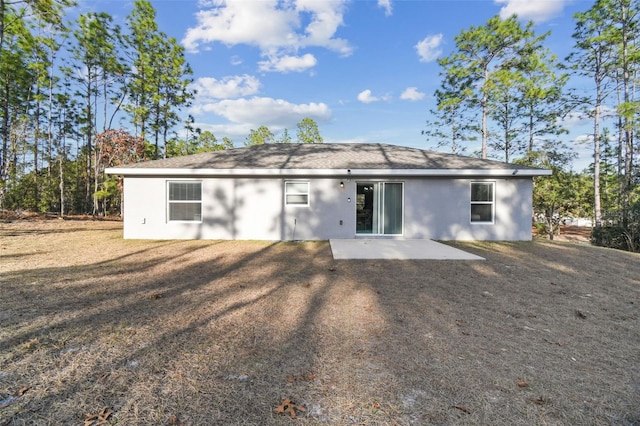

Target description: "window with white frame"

left=470, top=182, right=494, bottom=223
left=285, top=181, right=309, bottom=206
left=168, top=181, right=202, bottom=221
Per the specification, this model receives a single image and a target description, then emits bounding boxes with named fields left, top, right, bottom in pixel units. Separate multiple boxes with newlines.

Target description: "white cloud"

left=295, top=0, right=351, bottom=54
left=357, top=89, right=392, bottom=103
left=378, top=0, right=392, bottom=16
left=572, top=134, right=593, bottom=146
left=191, top=75, right=260, bottom=100
left=400, top=87, right=425, bottom=101
left=415, top=34, right=443, bottom=63
left=599, top=105, right=618, bottom=119
left=182, top=0, right=352, bottom=72
left=495, top=0, right=568, bottom=22
left=562, top=105, right=617, bottom=127
left=258, top=53, right=318, bottom=73
left=192, top=122, right=254, bottom=139
left=562, top=111, right=589, bottom=127
left=194, top=96, right=332, bottom=129
left=182, top=1, right=295, bottom=52
left=357, top=89, right=379, bottom=104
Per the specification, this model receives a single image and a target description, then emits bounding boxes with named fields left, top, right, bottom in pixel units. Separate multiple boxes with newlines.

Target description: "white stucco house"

left=105, top=143, right=551, bottom=241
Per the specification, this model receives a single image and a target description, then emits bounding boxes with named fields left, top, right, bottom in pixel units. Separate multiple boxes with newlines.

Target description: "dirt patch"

left=534, top=225, right=592, bottom=243
left=555, top=225, right=592, bottom=242
left=1, top=220, right=639, bottom=425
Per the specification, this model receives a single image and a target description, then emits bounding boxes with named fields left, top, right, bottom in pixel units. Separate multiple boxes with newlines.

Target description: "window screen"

left=470, top=182, right=494, bottom=223
left=285, top=181, right=309, bottom=206
left=168, top=181, right=202, bottom=221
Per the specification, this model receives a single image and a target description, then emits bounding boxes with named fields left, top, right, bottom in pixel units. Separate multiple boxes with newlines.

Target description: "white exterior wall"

left=402, top=177, right=533, bottom=241
left=122, top=176, right=355, bottom=240
left=121, top=175, right=533, bottom=241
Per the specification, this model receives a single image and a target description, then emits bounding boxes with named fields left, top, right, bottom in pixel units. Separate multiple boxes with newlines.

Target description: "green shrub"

left=591, top=204, right=640, bottom=252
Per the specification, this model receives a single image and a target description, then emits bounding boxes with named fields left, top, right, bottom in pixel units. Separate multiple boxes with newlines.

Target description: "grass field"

left=1, top=219, right=639, bottom=425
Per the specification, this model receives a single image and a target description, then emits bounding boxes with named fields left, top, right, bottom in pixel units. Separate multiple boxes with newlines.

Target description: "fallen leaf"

left=100, top=408, right=113, bottom=418
left=530, top=396, right=546, bottom=405
left=149, top=293, right=163, bottom=300
left=84, top=407, right=113, bottom=426
left=517, top=380, right=528, bottom=388
left=286, top=375, right=296, bottom=384
left=274, top=398, right=306, bottom=419
left=23, top=338, right=39, bottom=351
left=14, top=386, right=30, bottom=396
left=372, top=401, right=380, bottom=409
left=301, top=372, right=316, bottom=381
left=450, top=404, right=471, bottom=414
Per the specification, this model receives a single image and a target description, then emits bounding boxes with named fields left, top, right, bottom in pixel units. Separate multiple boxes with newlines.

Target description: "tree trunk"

left=0, top=79, right=9, bottom=208
left=58, top=140, right=65, bottom=217
left=0, top=0, right=5, bottom=55
left=621, top=2, right=632, bottom=228
left=34, top=86, right=41, bottom=209
left=93, top=149, right=99, bottom=216
left=528, top=104, right=535, bottom=153
left=86, top=75, right=94, bottom=215
left=481, top=67, right=489, bottom=159
left=119, top=178, right=124, bottom=217
left=593, top=102, right=602, bottom=228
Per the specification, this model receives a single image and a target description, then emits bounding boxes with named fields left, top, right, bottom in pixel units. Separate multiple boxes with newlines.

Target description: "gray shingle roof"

left=109, top=143, right=544, bottom=172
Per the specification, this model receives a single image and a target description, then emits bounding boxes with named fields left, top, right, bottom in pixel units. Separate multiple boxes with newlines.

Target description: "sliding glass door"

left=356, top=182, right=403, bottom=235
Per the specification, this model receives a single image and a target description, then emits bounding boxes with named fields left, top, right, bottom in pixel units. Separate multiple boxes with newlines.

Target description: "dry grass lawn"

left=0, top=220, right=639, bottom=425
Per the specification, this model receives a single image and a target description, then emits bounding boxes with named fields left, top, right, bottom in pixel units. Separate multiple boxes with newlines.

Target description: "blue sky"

left=81, top=0, right=595, bottom=168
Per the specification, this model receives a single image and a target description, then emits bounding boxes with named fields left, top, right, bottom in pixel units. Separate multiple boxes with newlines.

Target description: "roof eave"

left=105, top=167, right=552, bottom=177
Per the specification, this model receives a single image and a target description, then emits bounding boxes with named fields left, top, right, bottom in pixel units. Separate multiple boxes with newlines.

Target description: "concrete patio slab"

left=329, top=239, right=485, bottom=260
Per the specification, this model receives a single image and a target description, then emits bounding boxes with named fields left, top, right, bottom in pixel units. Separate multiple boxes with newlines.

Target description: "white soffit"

left=105, top=167, right=551, bottom=177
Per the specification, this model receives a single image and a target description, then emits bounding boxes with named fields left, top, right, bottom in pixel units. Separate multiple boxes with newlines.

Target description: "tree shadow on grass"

left=334, top=241, right=640, bottom=425
left=0, top=238, right=337, bottom=423
left=1, top=236, right=639, bottom=424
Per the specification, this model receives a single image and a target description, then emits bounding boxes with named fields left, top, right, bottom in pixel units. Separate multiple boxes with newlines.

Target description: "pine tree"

left=65, top=11, right=120, bottom=214
left=437, top=15, right=535, bottom=159
left=296, top=118, right=323, bottom=144
left=569, top=1, right=617, bottom=227
left=424, top=71, right=477, bottom=154
left=124, top=0, right=193, bottom=160
left=245, top=126, right=275, bottom=146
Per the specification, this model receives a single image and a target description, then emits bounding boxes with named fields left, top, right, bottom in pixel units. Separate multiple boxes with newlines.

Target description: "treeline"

left=427, top=0, right=640, bottom=251
left=0, top=0, right=195, bottom=216
left=0, top=1, right=325, bottom=217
